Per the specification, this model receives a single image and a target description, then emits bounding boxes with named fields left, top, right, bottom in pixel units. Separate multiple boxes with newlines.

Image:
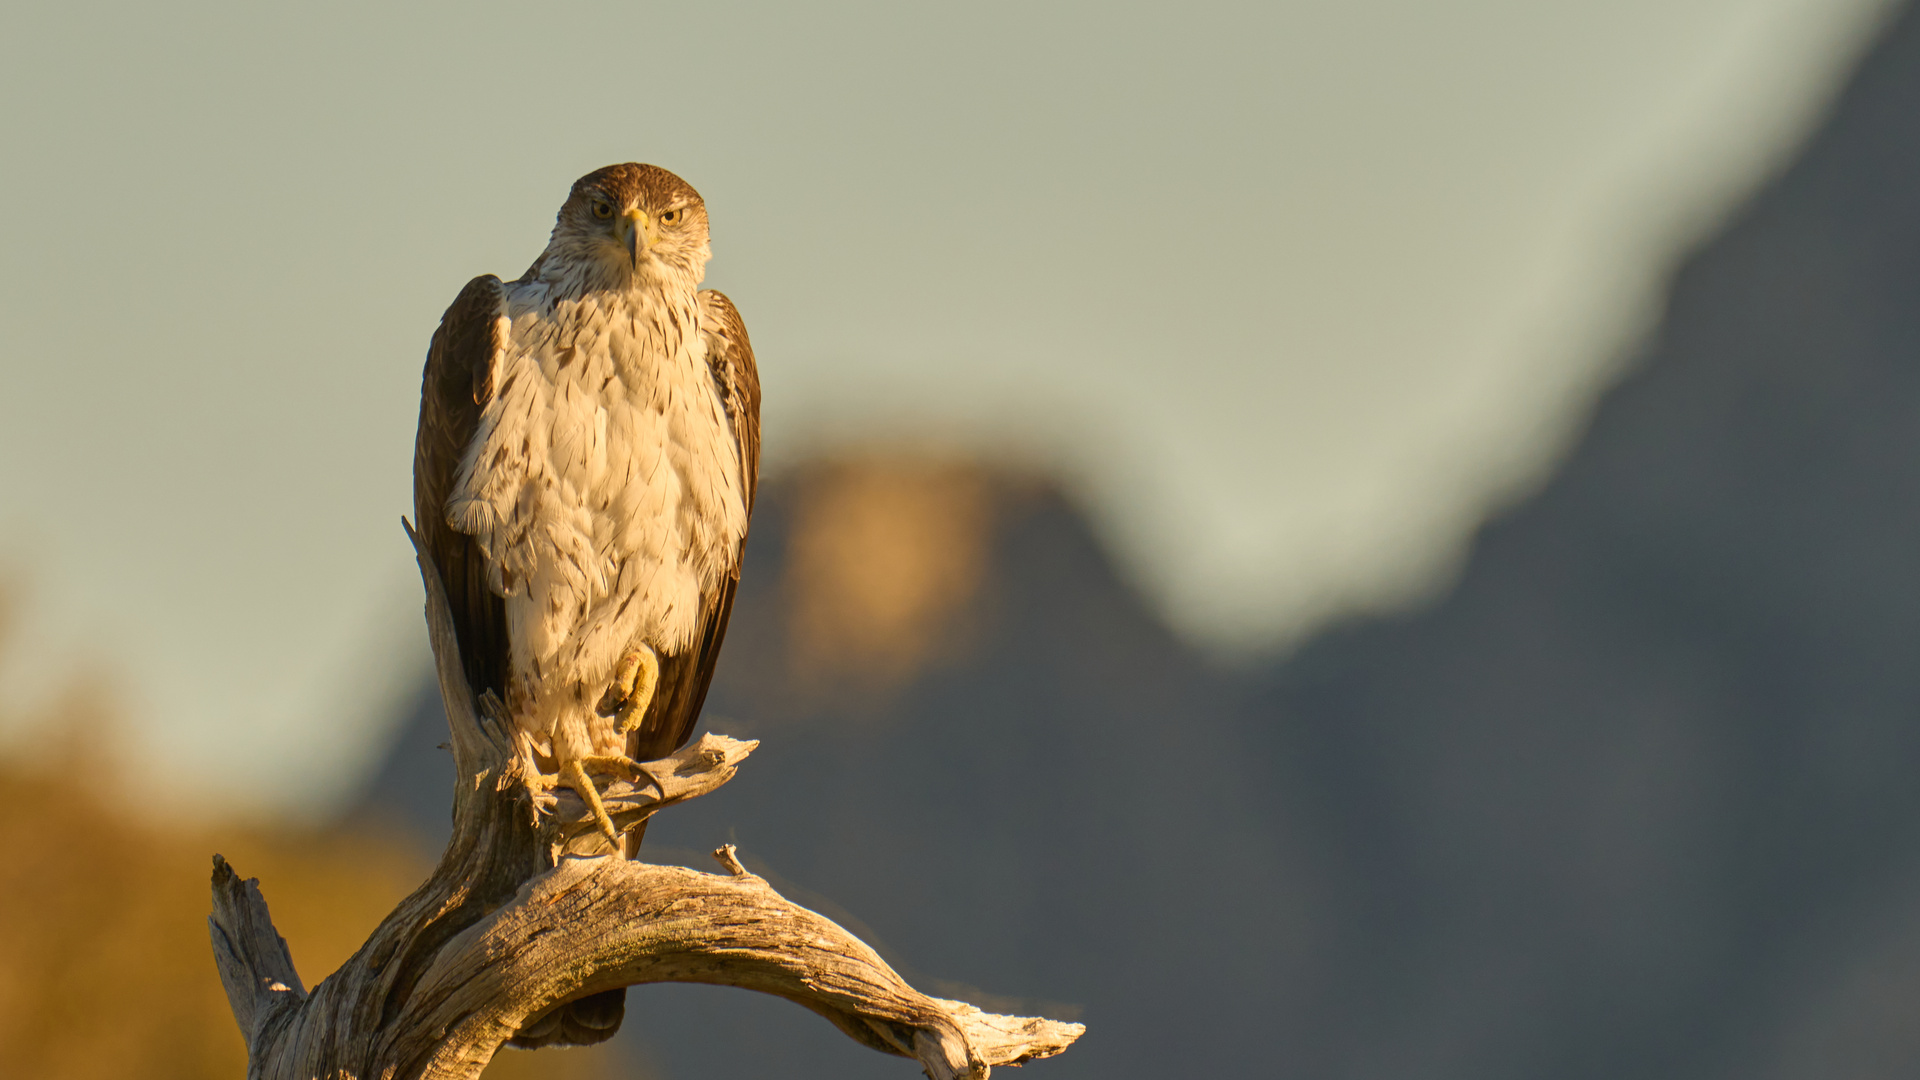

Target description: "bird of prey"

left=414, top=163, right=759, bottom=855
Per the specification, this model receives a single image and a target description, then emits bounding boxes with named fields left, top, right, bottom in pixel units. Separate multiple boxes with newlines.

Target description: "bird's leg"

left=582, top=645, right=667, bottom=800
left=605, top=645, right=661, bottom=738
left=579, top=754, right=669, bottom=802
left=550, top=716, right=629, bottom=847
left=559, top=759, right=622, bottom=847
left=514, top=730, right=561, bottom=817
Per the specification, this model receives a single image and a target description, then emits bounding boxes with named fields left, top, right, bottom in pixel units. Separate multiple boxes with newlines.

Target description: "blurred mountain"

left=355, top=3, right=1920, bottom=1078
left=1247, top=2, right=1920, bottom=1077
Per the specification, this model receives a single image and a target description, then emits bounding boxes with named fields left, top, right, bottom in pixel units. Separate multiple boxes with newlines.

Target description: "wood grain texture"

left=205, top=530, right=1082, bottom=1079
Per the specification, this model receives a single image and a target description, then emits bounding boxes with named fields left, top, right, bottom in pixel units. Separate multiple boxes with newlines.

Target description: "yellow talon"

left=559, top=760, right=621, bottom=846
left=580, top=753, right=669, bottom=801
left=608, top=646, right=661, bottom=737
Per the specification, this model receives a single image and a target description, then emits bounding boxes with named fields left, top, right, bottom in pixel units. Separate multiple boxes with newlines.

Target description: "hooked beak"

left=621, top=209, right=653, bottom=267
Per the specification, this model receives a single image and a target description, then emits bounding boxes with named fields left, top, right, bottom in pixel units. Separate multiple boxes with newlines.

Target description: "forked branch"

left=206, top=530, right=1082, bottom=1079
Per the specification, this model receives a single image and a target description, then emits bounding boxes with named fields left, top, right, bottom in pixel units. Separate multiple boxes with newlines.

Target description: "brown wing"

left=413, top=274, right=510, bottom=703
left=625, top=288, right=761, bottom=769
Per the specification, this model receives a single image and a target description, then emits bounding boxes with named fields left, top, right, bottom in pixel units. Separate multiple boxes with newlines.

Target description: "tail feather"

left=509, top=987, right=627, bottom=1049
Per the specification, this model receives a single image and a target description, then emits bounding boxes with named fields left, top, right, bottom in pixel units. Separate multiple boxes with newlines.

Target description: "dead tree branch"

left=207, top=531, right=1082, bottom=1079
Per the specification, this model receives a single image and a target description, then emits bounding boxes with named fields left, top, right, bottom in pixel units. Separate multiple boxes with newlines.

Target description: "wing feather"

left=413, top=274, right=511, bottom=702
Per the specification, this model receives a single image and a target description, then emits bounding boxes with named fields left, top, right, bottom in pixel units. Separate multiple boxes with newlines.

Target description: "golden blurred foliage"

left=0, top=648, right=627, bottom=1078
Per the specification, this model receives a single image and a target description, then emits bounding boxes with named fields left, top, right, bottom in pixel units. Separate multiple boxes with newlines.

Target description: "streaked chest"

left=493, top=283, right=747, bottom=571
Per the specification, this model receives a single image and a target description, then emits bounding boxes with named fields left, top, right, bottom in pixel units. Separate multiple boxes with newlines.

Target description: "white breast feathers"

left=445, top=281, right=747, bottom=742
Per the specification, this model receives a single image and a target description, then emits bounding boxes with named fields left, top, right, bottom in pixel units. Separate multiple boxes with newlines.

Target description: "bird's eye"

left=590, top=199, right=614, bottom=220
left=661, top=208, right=680, bottom=224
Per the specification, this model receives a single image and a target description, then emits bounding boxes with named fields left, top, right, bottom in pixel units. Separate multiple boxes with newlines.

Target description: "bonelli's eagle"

left=414, top=162, right=759, bottom=859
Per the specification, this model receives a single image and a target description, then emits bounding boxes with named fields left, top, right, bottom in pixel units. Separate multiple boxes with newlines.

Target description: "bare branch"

left=712, top=843, right=748, bottom=876
left=207, top=856, right=305, bottom=1047
left=405, top=857, right=1081, bottom=1080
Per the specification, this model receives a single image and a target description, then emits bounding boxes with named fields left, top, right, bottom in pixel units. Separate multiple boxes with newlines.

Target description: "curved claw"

left=581, top=754, right=669, bottom=802
left=602, top=647, right=661, bottom=737
left=559, top=760, right=621, bottom=846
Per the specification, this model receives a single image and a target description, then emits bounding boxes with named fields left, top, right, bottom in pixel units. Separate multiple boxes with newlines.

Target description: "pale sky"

left=0, top=0, right=1895, bottom=815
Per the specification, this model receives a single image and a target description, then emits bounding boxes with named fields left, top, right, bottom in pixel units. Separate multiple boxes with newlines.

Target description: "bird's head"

left=547, top=163, right=711, bottom=292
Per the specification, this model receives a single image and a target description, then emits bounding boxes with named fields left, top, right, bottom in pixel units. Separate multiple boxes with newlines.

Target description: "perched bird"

left=414, top=163, right=760, bottom=855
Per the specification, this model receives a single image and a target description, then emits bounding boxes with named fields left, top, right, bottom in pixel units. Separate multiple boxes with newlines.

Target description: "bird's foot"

left=598, top=646, right=661, bottom=738
left=580, top=753, right=669, bottom=801
left=558, top=760, right=622, bottom=847
left=520, top=771, right=560, bottom=818
left=551, top=756, right=669, bottom=846
left=517, top=747, right=562, bottom=816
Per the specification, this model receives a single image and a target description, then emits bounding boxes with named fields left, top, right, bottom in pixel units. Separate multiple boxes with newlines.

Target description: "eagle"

left=414, top=163, right=759, bottom=858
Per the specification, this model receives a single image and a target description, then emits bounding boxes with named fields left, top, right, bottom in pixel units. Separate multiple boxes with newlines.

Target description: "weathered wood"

left=207, top=528, right=1082, bottom=1079
left=208, top=856, right=305, bottom=1051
